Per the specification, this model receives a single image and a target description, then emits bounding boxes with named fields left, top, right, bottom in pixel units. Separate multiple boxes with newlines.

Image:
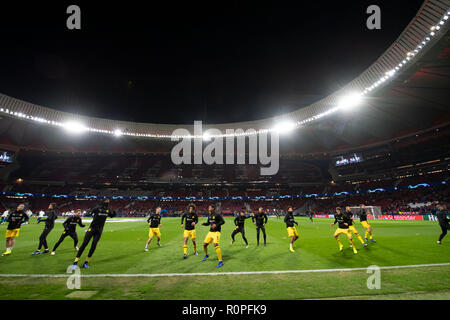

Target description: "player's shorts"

left=149, top=228, right=161, bottom=238
left=348, top=225, right=359, bottom=234
left=6, top=229, right=20, bottom=238
left=361, top=221, right=371, bottom=228
left=287, top=227, right=298, bottom=237
left=183, top=229, right=196, bottom=239
left=334, top=228, right=351, bottom=238
left=204, top=231, right=221, bottom=245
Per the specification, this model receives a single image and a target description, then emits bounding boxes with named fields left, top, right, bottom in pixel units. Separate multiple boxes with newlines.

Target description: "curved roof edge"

left=0, top=0, right=449, bottom=138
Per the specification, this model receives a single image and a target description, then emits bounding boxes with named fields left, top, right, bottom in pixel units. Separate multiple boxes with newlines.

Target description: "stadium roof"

left=0, top=0, right=449, bottom=154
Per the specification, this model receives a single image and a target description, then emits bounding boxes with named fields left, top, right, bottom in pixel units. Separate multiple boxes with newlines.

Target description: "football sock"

left=356, top=234, right=364, bottom=244
left=214, top=246, right=222, bottom=261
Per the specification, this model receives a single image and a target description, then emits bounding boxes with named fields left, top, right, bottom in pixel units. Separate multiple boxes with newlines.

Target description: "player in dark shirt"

left=201, top=204, right=225, bottom=267
left=32, top=202, right=58, bottom=255
left=284, top=206, right=299, bottom=252
left=181, top=204, right=199, bottom=258
left=51, top=209, right=85, bottom=254
left=231, top=209, right=251, bottom=248
left=72, top=199, right=116, bottom=269
left=145, top=206, right=163, bottom=251
left=252, top=207, right=268, bottom=246
left=344, top=206, right=367, bottom=248
left=2, top=203, right=27, bottom=256
left=436, top=205, right=449, bottom=244
left=275, top=210, right=281, bottom=220
left=331, top=207, right=357, bottom=254
left=308, top=209, right=314, bottom=222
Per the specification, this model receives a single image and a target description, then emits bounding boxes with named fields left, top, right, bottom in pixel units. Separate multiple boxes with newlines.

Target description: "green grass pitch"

left=0, top=216, right=449, bottom=299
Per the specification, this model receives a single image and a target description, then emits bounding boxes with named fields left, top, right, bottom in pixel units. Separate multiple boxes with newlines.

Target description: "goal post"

left=348, top=206, right=382, bottom=219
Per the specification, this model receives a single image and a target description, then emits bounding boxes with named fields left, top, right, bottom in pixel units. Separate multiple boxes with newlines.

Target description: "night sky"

left=0, top=0, right=424, bottom=124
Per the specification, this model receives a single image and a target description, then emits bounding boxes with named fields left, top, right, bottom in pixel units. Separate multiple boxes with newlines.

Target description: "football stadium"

left=0, top=1, right=449, bottom=303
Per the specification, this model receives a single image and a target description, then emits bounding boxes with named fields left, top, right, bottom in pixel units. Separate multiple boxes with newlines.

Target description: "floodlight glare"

left=273, top=121, right=296, bottom=134
left=63, top=121, right=87, bottom=134
left=114, top=129, right=123, bottom=137
left=337, top=92, right=363, bottom=111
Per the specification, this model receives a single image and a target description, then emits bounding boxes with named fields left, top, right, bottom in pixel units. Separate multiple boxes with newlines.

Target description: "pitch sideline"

left=0, top=262, right=449, bottom=278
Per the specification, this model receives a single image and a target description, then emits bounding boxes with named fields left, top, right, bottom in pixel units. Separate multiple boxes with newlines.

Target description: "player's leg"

left=73, top=229, right=93, bottom=267
left=334, top=230, right=344, bottom=251
left=156, top=230, right=161, bottom=247
left=2, top=236, right=12, bottom=255
left=183, top=234, right=190, bottom=258
left=5, top=232, right=18, bottom=253
left=191, top=230, right=197, bottom=255
left=51, top=232, right=68, bottom=254
left=145, top=228, right=154, bottom=251
left=438, top=224, right=448, bottom=243
left=294, top=228, right=299, bottom=243
left=183, top=236, right=189, bottom=258
left=37, top=227, right=52, bottom=253
left=256, top=227, right=260, bottom=246
left=368, top=226, right=375, bottom=241
left=364, top=226, right=370, bottom=240
left=213, top=233, right=223, bottom=267
left=346, top=232, right=357, bottom=254
left=289, top=235, right=295, bottom=252
left=213, top=243, right=223, bottom=267
left=231, top=228, right=239, bottom=244
left=37, top=230, right=46, bottom=251
left=202, top=242, right=209, bottom=261
left=241, top=229, right=248, bottom=247
left=350, top=226, right=365, bottom=245
left=192, top=237, right=197, bottom=255
left=145, top=236, right=153, bottom=249
left=261, top=226, right=267, bottom=246
left=3, top=237, right=10, bottom=254
left=202, top=232, right=212, bottom=261
left=72, top=232, right=79, bottom=250
left=355, top=231, right=367, bottom=246
left=83, top=230, right=103, bottom=268
left=362, top=221, right=375, bottom=242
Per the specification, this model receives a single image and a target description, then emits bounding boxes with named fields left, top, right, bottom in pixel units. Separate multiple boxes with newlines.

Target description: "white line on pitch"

left=0, top=262, right=449, bottom=278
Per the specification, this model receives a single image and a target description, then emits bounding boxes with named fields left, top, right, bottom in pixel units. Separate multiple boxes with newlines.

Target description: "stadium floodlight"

left=63, top=121, right=88, bottom=134
left=272, top=120, right=296, bottom=134
left=114, top=129, right=123, bottom=137
left=337, top=92, right=363, bottom=111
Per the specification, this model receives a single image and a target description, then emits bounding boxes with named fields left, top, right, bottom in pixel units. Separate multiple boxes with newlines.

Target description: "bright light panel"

left=63, top=121, right=87, bottom=134
left=273, top=121, right=296, bottom=134
left=337, top=92, right=363, bottom=111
